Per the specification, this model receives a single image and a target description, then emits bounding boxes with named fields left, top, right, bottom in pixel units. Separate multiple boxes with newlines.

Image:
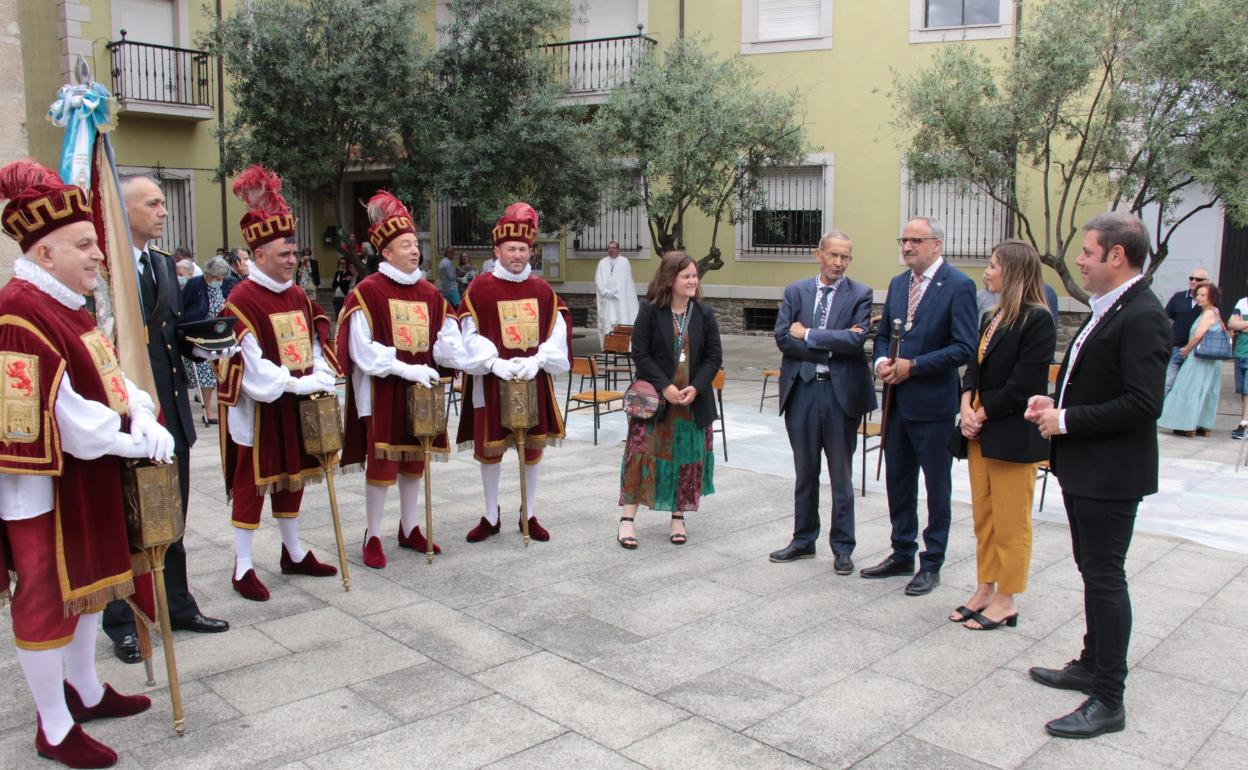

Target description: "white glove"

left=395, top=363, right=440, bottom=387
left=313, top=357, right=338, bottom=380
left=190, top=344, right=241, bottom=361
left=489, top=357, right=519, bottom=380
left=130, top=412, right=175, bottom=463
left=512, top=356, right=541, bottom=381
left=287, top=373, right=336, bottom=396
left=108, top=431, right=151, bottom=459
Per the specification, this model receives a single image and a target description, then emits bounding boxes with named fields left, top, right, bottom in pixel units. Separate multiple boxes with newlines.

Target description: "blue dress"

left=1158, top=315, right=1222, bottom=431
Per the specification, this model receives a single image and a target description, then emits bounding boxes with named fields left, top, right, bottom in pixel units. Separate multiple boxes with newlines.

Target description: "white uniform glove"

left=511, top=355, right=542, bottom=381
left=129, top=412, right=175, bottom=463
left=394, top=363, right=440, bottom=387
left=190, top=344, right=241, bottom=361
left=287, top=372, right=336, bottom=396
left=489, top=357, right=519, bottom=380
left=108, top=431, right=153, bottom=459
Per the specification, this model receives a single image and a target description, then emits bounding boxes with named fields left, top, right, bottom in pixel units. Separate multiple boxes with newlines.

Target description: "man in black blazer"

left=1025, top=212, right=1170, bottom=739
left=768, top=231, right=876, bottom=574
left=104, top=176, right=229, bottom=664
left=861, top=217, right=978, bottom=596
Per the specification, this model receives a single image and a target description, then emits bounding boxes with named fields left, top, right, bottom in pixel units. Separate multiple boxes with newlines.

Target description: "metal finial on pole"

left=75, top=54, right=91, bottom=87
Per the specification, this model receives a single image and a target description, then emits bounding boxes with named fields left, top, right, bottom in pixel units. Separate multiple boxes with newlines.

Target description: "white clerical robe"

left=594, top=255, right=639, bottom=346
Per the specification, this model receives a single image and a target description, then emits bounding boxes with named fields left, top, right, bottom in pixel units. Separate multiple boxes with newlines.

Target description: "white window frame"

left=908, top=0, right=1013, bottom=44
left=736, top=152, right=834, bottom=263
left=741, top=0, right=833, bottom=56
left=119, top=165, right=196, bottom=255
left=898, top=165, right=1009, bottom=265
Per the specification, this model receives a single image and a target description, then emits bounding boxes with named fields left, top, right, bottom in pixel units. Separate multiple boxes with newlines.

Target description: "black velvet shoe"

left=768, top=543, right=815, bottom=563
left=833, top=553, right=854, bottom=575
left=1028, top=660, right=1094, bottom=694
left=859, top=556, right=914, bottom=579
left=1045, top=697, right=1126, bottom=739
left=904, top=570, right=940, bottom=596
left=111, top=634, right=141, bottom=665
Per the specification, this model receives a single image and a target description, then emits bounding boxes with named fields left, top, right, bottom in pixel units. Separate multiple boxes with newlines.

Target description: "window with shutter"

left=757, top=0, right=822, bottom=41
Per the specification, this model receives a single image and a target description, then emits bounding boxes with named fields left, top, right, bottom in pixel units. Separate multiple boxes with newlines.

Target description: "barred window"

left=739, top=165, right=825, bottom=255
left=152, top=172, right=192, bottom=255
left=925, top=0, right=999, bottom=27
left=906, top=177, right=1009, bottom=261
left=574, top=174, right=648, bottom=254
left=288, top=187, right=313, bottom=250
left=435, top=201, right=492, bottom=250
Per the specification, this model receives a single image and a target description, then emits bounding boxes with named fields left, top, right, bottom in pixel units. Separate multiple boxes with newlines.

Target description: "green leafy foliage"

left=593, top=38, right=809, bottom=274
left=894, top=0, right=1248, bottom=303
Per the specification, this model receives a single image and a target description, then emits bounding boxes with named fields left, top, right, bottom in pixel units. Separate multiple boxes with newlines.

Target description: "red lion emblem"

left=412, top=305, right=427, bottom=322
left=520, top=302, right=538, bottom=320
left=109, top=376, right=129, bottom=404
left=6, top=360, right=33, bottom=398
left=283, top=343, right=303, bottom=364
left=395, top=326, right=413, bottom=347
left=504, top=325, right=523, bottom=346
left=292, top=314, right=308, bottom=334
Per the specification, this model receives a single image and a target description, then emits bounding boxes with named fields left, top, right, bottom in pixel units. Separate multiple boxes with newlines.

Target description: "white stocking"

left=365, top=483, right=389, bottom=540
left=278, top=518, right=306, bottom=561
left=234, top=527, right=255, bottom=579
left=397, top=474, right=423, bottom=537
left=523, top=462, right=541, bottom=521
left=63, top=613, right=104, bottom=707
left=480, top=463, right=501, bottom=525
left=16, top=647, right=72, bottom=744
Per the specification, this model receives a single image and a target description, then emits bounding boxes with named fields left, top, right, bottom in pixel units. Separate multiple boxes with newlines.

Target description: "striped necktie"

left=906, top=273, right=925, bottom=325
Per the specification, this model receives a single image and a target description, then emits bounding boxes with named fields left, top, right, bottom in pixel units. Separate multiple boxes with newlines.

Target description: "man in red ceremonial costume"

left=0, top=160, right=175, bottom=769
left=217, top=165, right=340, bottom=601
left=337, top=191, right=463, bottom=568
left=449, top=202, right=571, bottom=542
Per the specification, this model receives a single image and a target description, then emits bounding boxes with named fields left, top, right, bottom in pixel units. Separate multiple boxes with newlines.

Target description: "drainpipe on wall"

left=216, top=0, right=228, bottom=252
left=678, top=0, right=684, bottom=38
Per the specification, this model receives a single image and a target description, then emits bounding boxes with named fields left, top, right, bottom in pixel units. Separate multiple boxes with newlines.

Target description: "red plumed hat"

left=365, top=190, right=416, bottom=252
left=232, top=165, right=295, bottom=250
left=0, top=160, right=93, bottom=253
left=492, top=201, right=538, bottom=247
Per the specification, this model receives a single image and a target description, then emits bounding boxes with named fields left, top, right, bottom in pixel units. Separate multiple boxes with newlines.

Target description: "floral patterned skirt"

left=618, top=404, right=715, bottom=513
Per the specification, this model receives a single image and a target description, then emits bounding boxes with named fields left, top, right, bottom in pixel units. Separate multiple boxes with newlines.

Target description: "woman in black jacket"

left=617, top=251, right=723, bottom=548
left=954, top=240, right=1056, bottom=630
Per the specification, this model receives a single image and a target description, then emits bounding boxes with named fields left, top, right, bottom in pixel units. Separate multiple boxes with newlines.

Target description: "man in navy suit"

left=769, top=231, right=877, bottom=574
left=861, top=217, right=977, bottom=595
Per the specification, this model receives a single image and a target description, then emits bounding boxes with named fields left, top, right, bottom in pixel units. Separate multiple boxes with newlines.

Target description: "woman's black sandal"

left=669, top=513, right=687, bottom=545
left=618, top=516, right=638, bottom=549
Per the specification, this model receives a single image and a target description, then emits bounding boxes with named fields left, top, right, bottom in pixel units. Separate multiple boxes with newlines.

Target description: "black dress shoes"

left=833, top=553, right=854, bottom=575
left=1045, top=696, right=1126, bottom=739
left=859, top=556, right=914, bottom=579
left=769, top=543, right=815, bottom=563
left=1028, top=660, right=1094, bottom=694
left=904, top=570, right=940, bottom=595
left=170, top=613, right=230, bottom=634
left=112, top=634, right=141, bottom=664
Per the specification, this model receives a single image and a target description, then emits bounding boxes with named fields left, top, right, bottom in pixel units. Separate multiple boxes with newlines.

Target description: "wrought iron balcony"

left=106, top=31, right=214, bottom=118
left=541, top=32, right=656, bottom=97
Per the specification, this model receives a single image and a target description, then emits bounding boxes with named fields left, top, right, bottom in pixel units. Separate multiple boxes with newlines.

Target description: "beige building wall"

left=0, top=0, right=28, bottom=277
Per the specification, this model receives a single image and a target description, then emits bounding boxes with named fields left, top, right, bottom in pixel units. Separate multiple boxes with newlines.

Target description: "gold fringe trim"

left=61, top=576, right=135, bottom=618
left=373, top=446, right=451, bottom=463
left=254, top=470, right=326, bottom=497
left=130, top=552, right=152, bottom=577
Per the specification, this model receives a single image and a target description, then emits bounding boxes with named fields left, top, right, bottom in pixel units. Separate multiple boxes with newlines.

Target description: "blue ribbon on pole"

left=48, top=81, right=115, bottom=191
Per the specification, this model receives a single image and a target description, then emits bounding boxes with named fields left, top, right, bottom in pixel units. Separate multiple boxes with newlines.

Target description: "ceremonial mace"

left=408, top=378, right=449, bottom=564
left=121, top=460, right=186, bottom=734
left=499, top=378, right=538, bottom=547
left=876, top=318, right=903, bottom=481
left=299, top=392, right=351, bottom=591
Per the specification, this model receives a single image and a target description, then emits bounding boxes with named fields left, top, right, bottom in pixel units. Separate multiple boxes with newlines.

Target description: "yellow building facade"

left=10, top=0, right=1086, bottom=329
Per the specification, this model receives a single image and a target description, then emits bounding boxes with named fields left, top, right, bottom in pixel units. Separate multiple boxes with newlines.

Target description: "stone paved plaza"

left=0, top=333, right=1245, bottom=769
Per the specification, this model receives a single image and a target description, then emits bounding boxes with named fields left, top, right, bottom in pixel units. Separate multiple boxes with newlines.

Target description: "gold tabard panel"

left=497, top=298, right=540, bottom=351
left=79, top=329, right=130, bottom=416
left=0, top=352, right=40, bottom=444
left=269, top=310, right=313, bottom=371
left=389, top=299, right=430, bottom=354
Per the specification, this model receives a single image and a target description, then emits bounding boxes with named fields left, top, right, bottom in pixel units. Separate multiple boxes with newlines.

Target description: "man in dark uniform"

left=103, top=175, right=229, bottom=664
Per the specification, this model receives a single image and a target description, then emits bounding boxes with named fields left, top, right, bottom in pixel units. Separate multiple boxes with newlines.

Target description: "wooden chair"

left=564, top=355, right=625, bottom=445
left=445, top=374, right=463, bottom=416
left=759, top=368, right=781, bottom=412
left=711, top=369, right=728, bottom=461
left=859, top=411, right=883, bottom=497
left=599, top=330, right=634, bottom=389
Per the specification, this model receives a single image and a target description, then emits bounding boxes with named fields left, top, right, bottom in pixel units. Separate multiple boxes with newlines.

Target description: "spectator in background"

left=331, top=256, right=354, bottom=319
left=482, top=252, right=497, bottom=274
left=1163, top=267, right=1209, bottom=394
left=175, top=257, right=195, bottom=288
left=438, top=247, right=460, bottom=307
left=300, top=247, right=321, bottom=286
left=1159, top=282, right=1225, bottom=437
left=181, top=256, right=231, bottom=425
left=174, top=246, right=202, bottom=277
left=1230, top=284, right=1248, bottom=440
left=456, top=251, right=477, bottom=295
left=222, top=246, right=250, bottom=298
left=297, top=249, right=318, bottom=297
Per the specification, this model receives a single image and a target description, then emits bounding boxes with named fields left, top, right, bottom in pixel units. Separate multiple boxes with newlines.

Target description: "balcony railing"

left=106, top=31, right=214, bottom=111
left=541, top=33, right=656, bottom=96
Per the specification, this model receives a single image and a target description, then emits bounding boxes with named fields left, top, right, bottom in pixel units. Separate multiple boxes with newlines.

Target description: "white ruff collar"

left=492, top=262, right=531, bottom=283
left=15, top=258, right=86, bottom=310
left=379, top=262, right=423, bottom=285
left=248, top=268, right=293, bottom=293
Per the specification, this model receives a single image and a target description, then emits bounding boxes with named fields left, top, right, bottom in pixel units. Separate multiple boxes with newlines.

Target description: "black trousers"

left=884, top=411, right=955, bottom=572
left=784, top=377, right=858, bottom=554
left=1063, top=492, right=1138, bottom=710
left=104, top=449, right=199, bottom=642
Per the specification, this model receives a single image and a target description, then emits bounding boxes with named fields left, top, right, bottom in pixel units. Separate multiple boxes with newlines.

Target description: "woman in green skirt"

left=617, top=251, right=723, bottom=547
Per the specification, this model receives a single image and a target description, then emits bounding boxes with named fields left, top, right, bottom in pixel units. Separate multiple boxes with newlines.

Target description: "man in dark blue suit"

left=769, top=231, right=877, bottom=574
left=861, top=217, right=977, bottom=595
